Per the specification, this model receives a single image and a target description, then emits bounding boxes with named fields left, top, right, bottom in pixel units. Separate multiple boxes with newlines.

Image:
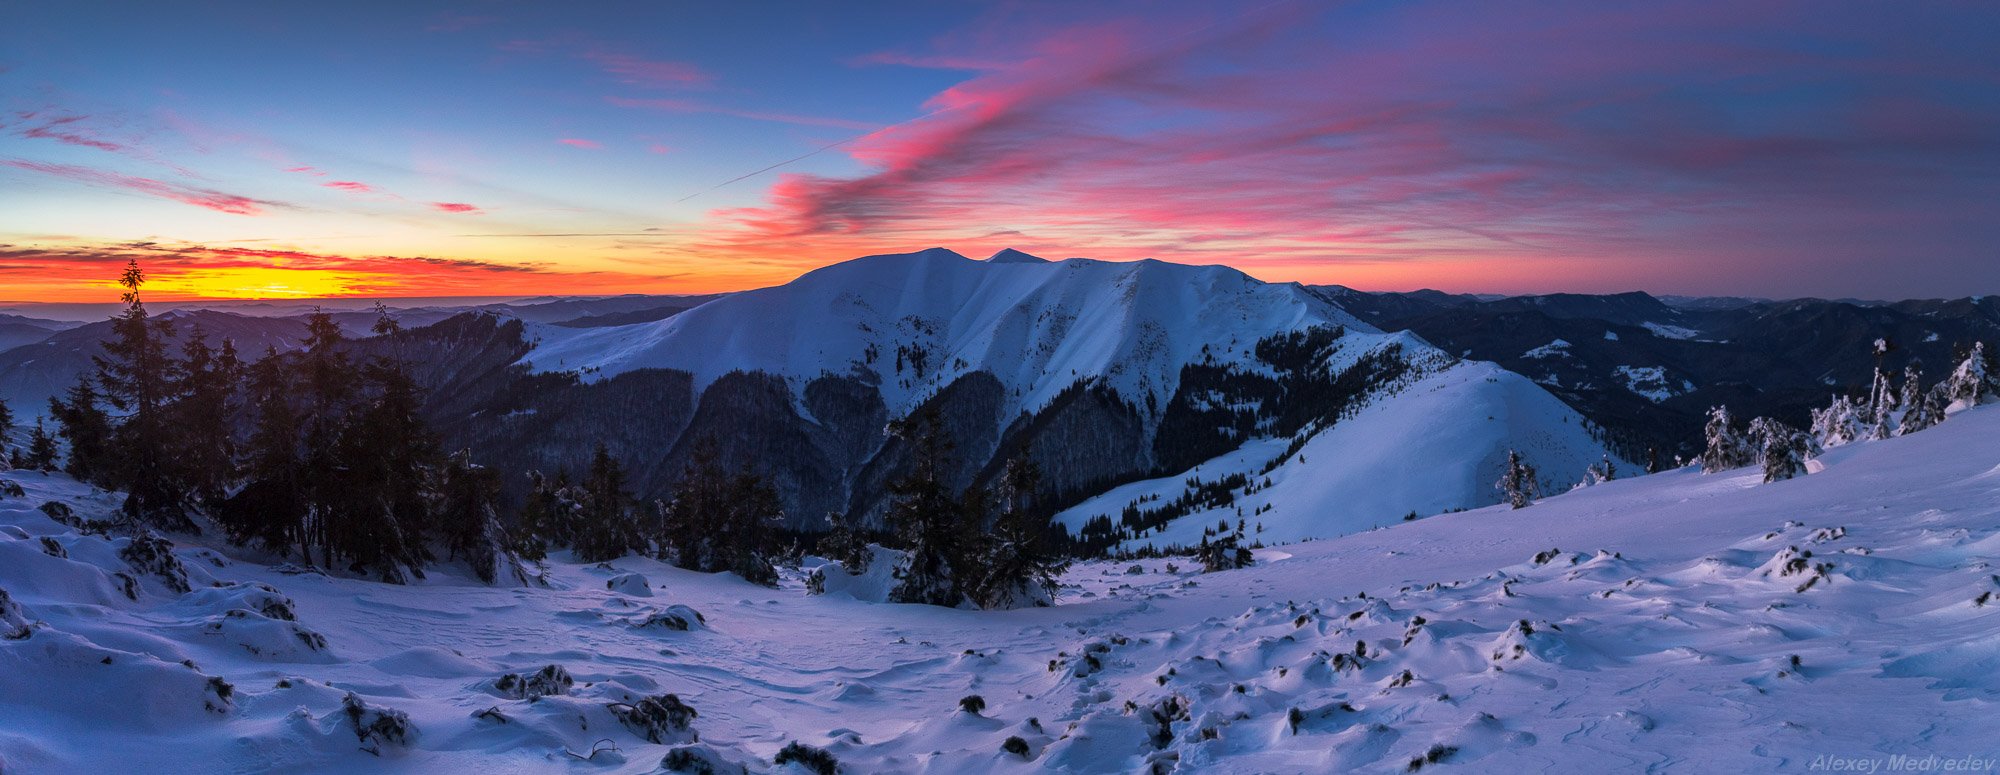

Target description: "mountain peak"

left=986, top=248, right=1049, bottom=264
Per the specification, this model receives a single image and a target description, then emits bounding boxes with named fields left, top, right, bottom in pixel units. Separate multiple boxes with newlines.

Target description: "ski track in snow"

left=5, top=410, right=2000, bottom=772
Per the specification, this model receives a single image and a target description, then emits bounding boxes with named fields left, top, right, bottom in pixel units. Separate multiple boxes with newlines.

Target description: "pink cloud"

left=322, top=180, right=375, bottom=193
left=685, top=2, right=2000, bottom=297
left=430, top=202, right=482, bottom=214
left=1, top=158, right=278, bottom=215
left=581, top=49, right=711, bottom=89
left=558, top=138, right=603, bottom=150
left=647, top=143, right=674, bottom=155
left=18, top=114, right=127, bottom=153
left=285, top=165, right=326, bottom=176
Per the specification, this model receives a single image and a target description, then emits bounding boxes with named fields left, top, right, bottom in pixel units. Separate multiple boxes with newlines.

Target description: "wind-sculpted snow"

left=5, top=410, right=2000, bottom=771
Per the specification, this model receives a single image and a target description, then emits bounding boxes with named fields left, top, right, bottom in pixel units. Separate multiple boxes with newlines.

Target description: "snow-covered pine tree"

left=1699, top=406, right=1757, bottom=473
left=1496, top=449, right=1538, bottom=508
left=1897, top=362, right=1942, bottom=436
left=972, top=457, right=1068, bottom=609
left=1936, top=341, right=1994, bottom=412
left=1864, top=365, right=1899, bottom=440
left=1576, top=455, right=1617, bottom=489
left=0, top=397, right=11, bottom=441
left=1749, top=417, right=1810, bottom=482
left=1809, top=395, right=1867, bottom=449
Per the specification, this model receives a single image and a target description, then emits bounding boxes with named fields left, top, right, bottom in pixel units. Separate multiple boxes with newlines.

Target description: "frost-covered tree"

left=1749, top=417, right=1810, bottom=483
left=1496, top=449, right=1539, bottom=508
left=1576, top=455, right=1617, bottom=489
left=1896, top=362, right=1942, bottom=436
left=1936, top=341, right=1994, bottom=412
left=1699, top=406, right=1757, bottom=473
left=1809, top=395, right=1867, bottom=449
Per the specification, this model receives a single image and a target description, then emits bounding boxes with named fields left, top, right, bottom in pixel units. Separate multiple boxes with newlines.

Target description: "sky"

left=1, top=1, right=1996, bottom=303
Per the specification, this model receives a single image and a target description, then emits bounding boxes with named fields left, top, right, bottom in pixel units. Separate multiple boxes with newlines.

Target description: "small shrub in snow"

left=1407, top=744, right=1458, bottom=771
left=957, top=694, right=986, bottom=714
left=342, top=693, right=416, bottom=753
left=773, top=741, right=838, bottom=775
left=0, top=480, right=22, bottom=498
left=610, top=693, right=699, bottom=743
left=120, top=532, right=191, bottom=594
left=662, top=744, right=737, bottom=774
left=1002, top=735, right=1032, bottom=759
left=633, top=605, right=706, bottom=631
left=204, top=676, right=235, bottom=713
left=605, top=572, right=652, bottom=597
left=38, top=500, right=76, bottom=526
left=495, top=664, right=574, bottom=700
left=38, top=536, right=65, bottom=558
left=1, top=588, right=37, bottom=639
left=1977, top=591, right=1992, bottom=607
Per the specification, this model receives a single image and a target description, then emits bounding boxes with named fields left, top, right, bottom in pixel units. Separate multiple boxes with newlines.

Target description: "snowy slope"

left=525, top=248, right=1365, bottom=417
left=1057, top=359, right=1625, bottom=547
left=6, top=408, right=2000, bottom=772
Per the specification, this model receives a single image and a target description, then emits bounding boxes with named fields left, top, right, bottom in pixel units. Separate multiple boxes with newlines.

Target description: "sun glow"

left=144, top=267, right=387, bottom=300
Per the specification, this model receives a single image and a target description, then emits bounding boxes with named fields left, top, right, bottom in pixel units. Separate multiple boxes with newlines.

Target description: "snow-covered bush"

left=494, top=664, right=573, bottom=700
left=342, top=693, right=416, bottom=753
left=1, top=587, right=37, bottom=639
left=631, top=604, right=707, bottom=632
left=773, top=741, right=838, bottom=775
left=119, top=531, right=191, bottom=594
left=605, top=572, right=652, bottom=596
left=610, top=693, right=699, bottom=743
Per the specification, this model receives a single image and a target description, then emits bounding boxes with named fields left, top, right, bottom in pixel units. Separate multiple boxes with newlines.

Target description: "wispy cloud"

left=557, top=138, right=603, bottom=150
left=606, top=96, right=880, bottom=131
left=1, top=158, right=283, bottom=216
left=431, top=202, right=482, bottom=214
left=322, top=180, right=376, bottom=193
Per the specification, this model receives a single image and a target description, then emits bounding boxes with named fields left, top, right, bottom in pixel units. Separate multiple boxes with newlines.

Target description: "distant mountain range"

left=7, top=252, right=1995, bottom=546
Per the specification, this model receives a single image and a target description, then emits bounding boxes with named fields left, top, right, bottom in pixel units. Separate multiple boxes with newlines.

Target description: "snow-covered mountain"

left=4, top=398, right=1997, bottom=772
left=527, top=247, right=1365, bottom=419
left=513, top=247, right=1625, bottom=537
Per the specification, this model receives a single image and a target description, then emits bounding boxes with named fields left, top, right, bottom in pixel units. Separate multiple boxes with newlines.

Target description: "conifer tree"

left=96, top=260, right=190, bottom=528
left=223, top=348, right=310, bottom=556
left=170, top=325, right=242, bottom=509
left=513, top=470, right=576, bottom=561
left=572, top=445, right=642, bottom=562
left=48, top=377, right=114, bottom=484
left=1699, top=406, right=1756, bottom=473
left=818, top=511, right=870, bottom=572
left=1897, top=362, right=1942, bottom=436
left=1750, top=417, right=1810, bottom=483
left=1496, top=449, right=1538, bottom=508
left=885, top=408, right=972, bottom=607
left=0, top=397, right=12, bottom=442
left=1937, top=341, right=1993, bottom=410
left=24, top=421, right=59, bottom=471
left=973, top=457, right=1068, bottom=608
left=436, top=450, right=509, bottom=583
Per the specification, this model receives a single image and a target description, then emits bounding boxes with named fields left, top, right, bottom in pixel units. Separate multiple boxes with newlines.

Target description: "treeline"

left=819, top=407, right=1071, bottom=609
left=27, top=261, right=790, bottom=586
